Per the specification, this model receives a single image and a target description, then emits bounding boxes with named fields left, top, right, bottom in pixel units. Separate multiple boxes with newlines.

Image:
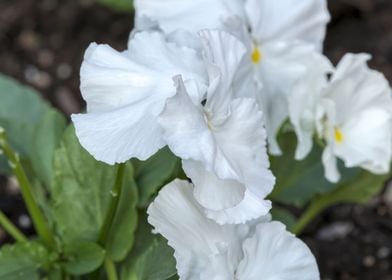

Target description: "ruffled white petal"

left=183, top=160, right=246, bottom=211
left=158, top=76, right=214, bottom=164
left=321, top=145, right=340, bottom=183
left=256, top=41, right=321, bottom=155
left=147, top=179, right=247, bottom=280
left=205, top=190, right=272, bottom=225
left=245, top=0, right=330, bottom=50
left=335, top=109, right=391, bottom=172
left=237, top=221, right=320, bottom=280
left=72, top=31, right=206, bottom=163
left=134, top=0, right=245, bottom=34
left=199, top=30, right=247, bottom=116
left=288, top=52, right=333, bottom=160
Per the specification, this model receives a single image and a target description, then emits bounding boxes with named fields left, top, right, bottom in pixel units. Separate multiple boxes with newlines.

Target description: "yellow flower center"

left=334, top=128, right=344, bottom=144
left=251, top=47, right=262, bottom=64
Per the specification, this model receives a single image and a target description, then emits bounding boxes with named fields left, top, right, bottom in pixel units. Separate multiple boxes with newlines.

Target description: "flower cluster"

left=72, top=0, right=392, bottom=279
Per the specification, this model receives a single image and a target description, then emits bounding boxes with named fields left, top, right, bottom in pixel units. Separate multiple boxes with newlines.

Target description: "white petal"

left=73, top=31, right=206, bottom=163
left=72, top=105, right=164, bottom=164
left=158, top=76, right=215, bottom=164
left=237, top=221, right=320, bottom=280
left=134, top=0, right=245, bottom=34
left=328, top=53, right=392, bottom=122
left=206, top=190, right=272, bottom=225
left=257, top=41, right=319, bottom=155
left=322, top=145, right=340, bottom=183
left=288, top=52, right=333, bottom=160
left=205, top=98, right=275, bottom=224
left=199, top=30, right=247, bottom=116
left=245, top=0, right=330, bottom=50
left=336, top=108, right=392, bottom=174
left=183, top=160, right=246, bottom=211
left=147, top=179, right=247, bottom=279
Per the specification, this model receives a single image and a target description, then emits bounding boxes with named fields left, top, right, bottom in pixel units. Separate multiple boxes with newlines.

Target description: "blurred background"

left=0, top=0, right=391, bottom=279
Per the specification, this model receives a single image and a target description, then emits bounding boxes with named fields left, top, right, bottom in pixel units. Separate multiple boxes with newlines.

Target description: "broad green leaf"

left=63, top=242, right=105, bottom=275
left=132, top=147, right=181, bottom=207
left=106, top=170, right=138, bottom=262
left=269, top=131, right=359, bottom=207
left=270, top=207, right=296, bottom=230
left=97, top=0, right=133, bottom=12
left=51, top=126, right=138, bottom=261
left=0, top=74, right=66, bottom=179
left=120, top=212, right=177, bottom=280
left=51, top=126, right=128, bottom=240
left=292, top=171, right=389, bottom=235
left=32, top=109, right=66, bottom=187
left=316, top=171, right=389, bottom=205
left=0, top=241, right=50, bottom=280
left=131, top=238, right=177, bottom=280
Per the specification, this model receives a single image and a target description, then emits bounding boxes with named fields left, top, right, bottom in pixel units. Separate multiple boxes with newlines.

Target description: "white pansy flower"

left=134, top=0, right=330, bottom=154
left=159, top=30, right=275, bottom=224
left=148, top=179, right=320, bottom=280
left=316, top=53, right=392, bottom=182
left=71, top=31, right=207, bottom=164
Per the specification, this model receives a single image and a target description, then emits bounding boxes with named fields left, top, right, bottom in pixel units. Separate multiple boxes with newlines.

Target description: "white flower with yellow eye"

left=134, top=0, right=330, bottom=154
left=148, top=179, right=320, bottom=280
left=159, top=30, right=275, bottom=224
left=316, top=53, right=392, bottom=182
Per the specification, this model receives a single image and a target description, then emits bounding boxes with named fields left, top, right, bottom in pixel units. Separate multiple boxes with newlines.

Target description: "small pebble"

left=37, top=50, right=54, bottom=68
left=18, top=214, right=31, bottom=229
left=56, top=63, right=72, bottom=80
left=55, top=87, right=81, bottom=115
left=6, top=176, right=20, bottom=195
left=316, top=221, right=354, bottom=241
left=18, top=30, right=39, bottom=50
left=377, top=247, right=390, bottom=259
left=384, top=181, right=392, bottom=209
left=24, top=65, right=52, bottom=89
left=363, top=255, right=376, bottom=267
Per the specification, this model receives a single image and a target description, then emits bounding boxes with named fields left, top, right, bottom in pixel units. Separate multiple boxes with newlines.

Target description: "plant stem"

left=0, top=210, right=28, bottom=242
left=291, top=199, right=329, bottom=235
left=89, top=164, right=125, bottom=280
left=98, top=163, right=125, bottom=245
left=0, top=129, right=55, bottom=248
left=104, top=258, right=118, bottom=280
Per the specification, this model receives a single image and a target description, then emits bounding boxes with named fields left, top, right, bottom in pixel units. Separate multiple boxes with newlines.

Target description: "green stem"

left=104, top=258, right=118, bottom=280
left=98, top=163, right=125, bottom=245
left=89, top=164, right=125, bottom=280
left=0, top=210, right=28, bottom=242
left=291, top=199, right=329, bottom=235
left=0, top=129, right=55, bottom=248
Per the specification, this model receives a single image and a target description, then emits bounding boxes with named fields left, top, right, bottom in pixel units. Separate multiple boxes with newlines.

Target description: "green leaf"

left=0, top=74, right=66, bottom=179
left=106, top=170, right=139, bottom=262
left=32, top=109, right=66, bottom=187
left=270, top=207, right=296, bottom=230
left=120, top=212, right=177, bottom=280
left=97, top=0, right=133, bottom=12
left=132, top=147, right=181, bottom=207
left=0, top=241, right=50, bottom=280
left=269, top=131, right=359, bottom=207
left=51, top=126, right=116, bottom=242
left=63, top=242, right=106, bottom=275
left=51, top=125, right=138, bottom=261
left=318, top=171, right=389, bottom=205
left=292, top=171, right=389, bottom=235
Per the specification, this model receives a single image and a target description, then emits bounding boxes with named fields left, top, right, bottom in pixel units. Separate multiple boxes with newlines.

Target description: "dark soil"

left=0, top=0, right=391, bottom=279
